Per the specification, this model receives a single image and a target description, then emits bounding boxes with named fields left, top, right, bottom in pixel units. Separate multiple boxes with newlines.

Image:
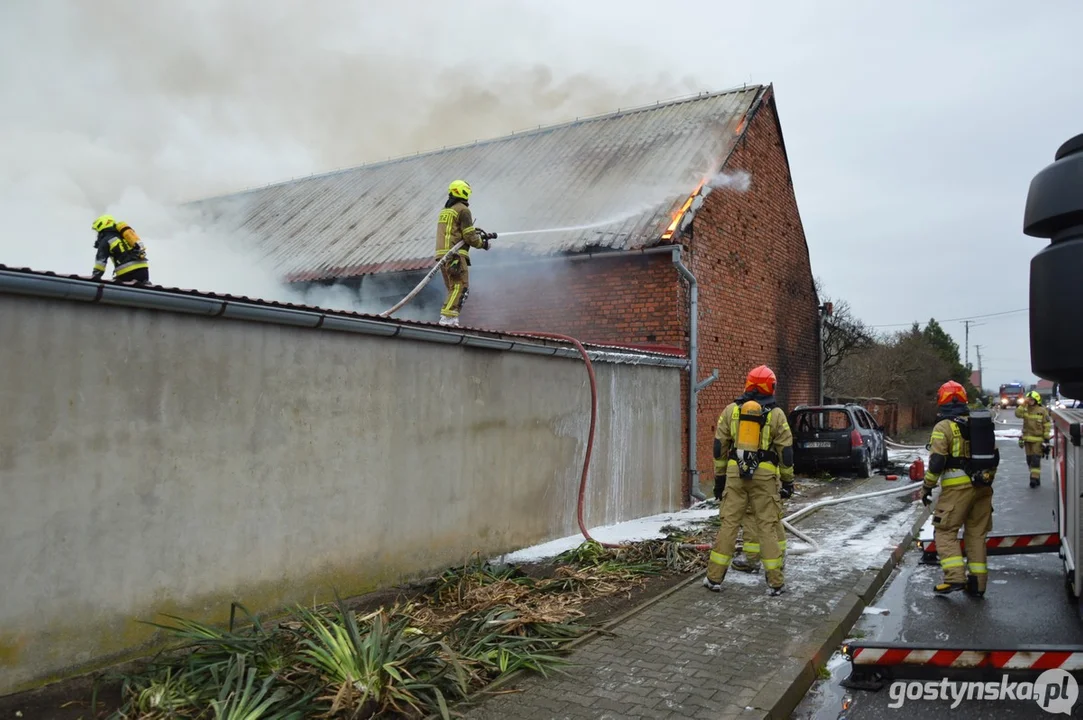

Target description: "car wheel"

left=857, top=450, right=872, bottom=479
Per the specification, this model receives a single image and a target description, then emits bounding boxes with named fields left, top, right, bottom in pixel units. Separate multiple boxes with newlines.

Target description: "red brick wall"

left=463, top=254, right=684, bottom=346
left=453, top=90, right=820, bottom=503
left=684, top=93, right=820, bottom=489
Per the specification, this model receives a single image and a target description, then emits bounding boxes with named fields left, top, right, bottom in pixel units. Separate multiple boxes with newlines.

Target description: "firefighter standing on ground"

left=1014, top=390, right=1051, bottom=488
left=731, top=475, right=791, bottom=573
left=921, top=381, right=997, bottom=597
left=435, top=180, right=495, bottom=327
left=704, top=365, right=793, bottom=596
left=91, top=215, right=150, bottom=285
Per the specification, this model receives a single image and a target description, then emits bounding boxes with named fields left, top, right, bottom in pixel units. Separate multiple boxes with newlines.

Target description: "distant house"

left=195, top=84, right=821, bottom=499
left=970, top=370, right=983, bottom=390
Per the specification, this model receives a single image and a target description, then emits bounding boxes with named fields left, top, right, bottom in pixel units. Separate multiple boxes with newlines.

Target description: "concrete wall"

left=0, top=293, right=680, bottom=694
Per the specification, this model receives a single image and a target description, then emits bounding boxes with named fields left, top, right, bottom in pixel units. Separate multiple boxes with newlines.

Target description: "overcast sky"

left=3, top=0, right=1080, bottom=389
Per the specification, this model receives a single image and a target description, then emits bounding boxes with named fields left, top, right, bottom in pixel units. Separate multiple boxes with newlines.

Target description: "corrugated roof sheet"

left=191, top=85, right=766, bottom=282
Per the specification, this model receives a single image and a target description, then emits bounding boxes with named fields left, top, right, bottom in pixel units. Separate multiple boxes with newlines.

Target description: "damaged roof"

left=190, top=85, right=767, bottom=282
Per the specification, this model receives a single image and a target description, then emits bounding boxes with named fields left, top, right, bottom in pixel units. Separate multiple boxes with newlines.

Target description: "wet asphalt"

left=795, top=413, right=1083, bottom=719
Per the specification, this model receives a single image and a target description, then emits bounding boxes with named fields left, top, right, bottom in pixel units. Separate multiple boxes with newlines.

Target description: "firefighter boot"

left=965, top=575, right=985, bottom=598
left=702, top=576, right=722, bottom=592
left=934, top=581, right=967, bottom=595
left=732, top=556, right=760, bottom=573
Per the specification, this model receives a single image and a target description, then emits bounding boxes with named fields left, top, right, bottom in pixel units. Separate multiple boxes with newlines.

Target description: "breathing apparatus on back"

left=730, top=365, right=780, bottom=480
left=735, top=399, right=768, bottom=479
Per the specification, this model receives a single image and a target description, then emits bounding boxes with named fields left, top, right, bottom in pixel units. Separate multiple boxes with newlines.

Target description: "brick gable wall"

left=450, top=90, right=819, bottom=503
left=684, top=94, right=820, bottom=494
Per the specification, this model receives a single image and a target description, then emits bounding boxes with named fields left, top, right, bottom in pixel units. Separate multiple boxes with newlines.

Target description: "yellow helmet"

left=92, top=214, right=116, bottom=232
left=448, top=179, right=471, bottom=201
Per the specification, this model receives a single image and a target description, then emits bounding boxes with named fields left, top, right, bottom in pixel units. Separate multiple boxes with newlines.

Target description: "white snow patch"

left=992, top=579, right=1009, bottom=585
left=863, top=606, right=890, bottom=615
left=492, top=506, right=718, bottom=564
left=918, top=515, right=935, bottom=542
left=827, top=651, right=850, bottom=672
left=995, top=428, right=1022, bottom=439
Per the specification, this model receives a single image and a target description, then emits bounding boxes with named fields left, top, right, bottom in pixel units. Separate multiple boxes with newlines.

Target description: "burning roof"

left=190, top=85, right=768, bottom=283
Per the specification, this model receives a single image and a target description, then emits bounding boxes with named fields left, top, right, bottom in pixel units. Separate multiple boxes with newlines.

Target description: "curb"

left=749, top=502, right=932, bottom=720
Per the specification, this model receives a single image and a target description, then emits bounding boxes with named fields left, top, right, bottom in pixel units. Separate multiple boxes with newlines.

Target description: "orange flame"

left=661, top=179, right=706, bottom=240
left=734, top=117, right=747, bottom=135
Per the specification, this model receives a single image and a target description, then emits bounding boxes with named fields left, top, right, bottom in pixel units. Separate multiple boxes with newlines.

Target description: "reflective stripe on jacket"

left=924, top=418, right=972, bottom=488
left=1014, top=404, right=1051, bottom=444
left=436, top=200, right=484, bottom=259
left=94, top=222, right=148, bottom=277
left=713, top=402, right=794, bottom=481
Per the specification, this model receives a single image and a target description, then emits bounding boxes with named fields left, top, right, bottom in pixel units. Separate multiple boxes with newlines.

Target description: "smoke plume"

left=0, top=0, right=703, bottom=311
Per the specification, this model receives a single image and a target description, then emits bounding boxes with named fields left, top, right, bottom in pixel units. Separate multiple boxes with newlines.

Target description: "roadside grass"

left=101, top=536, right=712, bottom=719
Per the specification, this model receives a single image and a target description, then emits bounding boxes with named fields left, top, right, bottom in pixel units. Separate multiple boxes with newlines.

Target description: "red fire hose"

left=526, top=331, right=627, bottom=549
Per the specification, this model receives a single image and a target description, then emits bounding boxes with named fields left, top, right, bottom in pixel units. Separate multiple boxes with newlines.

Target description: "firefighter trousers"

left=1024, top=441, right=1043, bottom=482
left=707, top=473, right=784, bottom=588
left=741, top=477, right=787, bottom=567
left=115, top=267, right=150, bottom=285
left=440, top=256, right=469, bottom=319
left=932, top=483, right=993, bottom=591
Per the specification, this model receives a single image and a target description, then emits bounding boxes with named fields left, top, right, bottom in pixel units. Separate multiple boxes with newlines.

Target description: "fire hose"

left=885, top=436, right=927, bottom=451
left=379, top=231, right=497, bottom=318
left=383, top=247, right=925, bottom=556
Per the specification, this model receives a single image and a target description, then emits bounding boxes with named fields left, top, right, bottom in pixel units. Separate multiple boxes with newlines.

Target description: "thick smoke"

left=0, top=0, right=703, bottom=312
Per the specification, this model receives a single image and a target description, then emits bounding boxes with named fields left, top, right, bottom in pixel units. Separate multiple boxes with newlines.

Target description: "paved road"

left=463, top=476, right=924, bottom=720
left=796, top=415, right=1083, bottom=719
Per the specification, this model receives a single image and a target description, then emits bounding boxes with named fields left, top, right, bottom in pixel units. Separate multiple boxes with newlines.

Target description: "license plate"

left=803, top=441, right=832, bottom=448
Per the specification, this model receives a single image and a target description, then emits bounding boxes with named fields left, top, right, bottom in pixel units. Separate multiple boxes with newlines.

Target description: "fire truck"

left=999, top=382, right=1027, bottom=408
left=842, top=132, right=1083, bottom=689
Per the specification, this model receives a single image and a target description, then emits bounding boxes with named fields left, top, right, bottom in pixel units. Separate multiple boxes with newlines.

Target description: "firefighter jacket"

left=923, top=405, right=973, bottom=490
left=93, top=222, right=148, bottom=279
left=713, top=393, right=795, bottom=483
left=1014, top=403, right=1052, bottom=444
left=436, top=200, right=485, bottom=261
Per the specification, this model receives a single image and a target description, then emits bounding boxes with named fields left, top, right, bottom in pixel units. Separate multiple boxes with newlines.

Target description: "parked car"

left=788, top=404, right=888, bottom=478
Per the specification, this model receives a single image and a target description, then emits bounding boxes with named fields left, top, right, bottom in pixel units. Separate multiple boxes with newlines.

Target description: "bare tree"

left=816, top=279, right=875, bottom=397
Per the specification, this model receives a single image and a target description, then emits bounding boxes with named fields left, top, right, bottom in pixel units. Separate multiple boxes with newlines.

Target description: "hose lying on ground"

left=680, top=481, right=926, bottom=555
left=885, top=436, right=928, bottom=450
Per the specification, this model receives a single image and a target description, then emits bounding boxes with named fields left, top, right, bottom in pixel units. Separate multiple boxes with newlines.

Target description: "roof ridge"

left=194, top=83, right=765, bottom=203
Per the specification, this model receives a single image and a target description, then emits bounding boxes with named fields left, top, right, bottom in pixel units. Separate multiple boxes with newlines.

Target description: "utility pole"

left=966, top=320, right=971, bottom=368
left=975, top=344, right=984, bottom=390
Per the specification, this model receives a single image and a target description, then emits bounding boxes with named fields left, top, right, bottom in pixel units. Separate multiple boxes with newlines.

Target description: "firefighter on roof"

left=435, top=180, right=495, bottom=327
left=704, top=365, right=793, bottom=596
left=921, top=380, right=998, bottom=597
left=91, top=215, right=150, bottom=285
left=1015, top=390, right=1052, bottom=488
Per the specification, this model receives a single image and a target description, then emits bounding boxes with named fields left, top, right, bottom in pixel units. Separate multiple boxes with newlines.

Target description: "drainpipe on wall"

left=671, top=246, right=718, bottom=504
left=818, top=301, right=833, bottom=405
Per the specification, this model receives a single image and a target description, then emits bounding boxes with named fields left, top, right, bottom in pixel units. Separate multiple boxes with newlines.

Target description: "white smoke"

left=706, top=169, right=752, bottom=193
left=0, top=0, right=704, bottom=314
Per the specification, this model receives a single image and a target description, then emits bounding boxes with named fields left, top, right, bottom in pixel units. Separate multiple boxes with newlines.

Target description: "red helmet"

left=937, top=380, right=968, bottom=406
left=745, top=365, right=777, bottom=395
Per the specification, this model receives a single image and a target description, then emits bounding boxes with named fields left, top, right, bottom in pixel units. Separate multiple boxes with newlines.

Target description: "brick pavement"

left=463, top=478, right=924, bottom=720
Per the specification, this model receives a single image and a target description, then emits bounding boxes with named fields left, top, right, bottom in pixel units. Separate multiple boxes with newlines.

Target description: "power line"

left=866, top=305, right=1026, bottom=326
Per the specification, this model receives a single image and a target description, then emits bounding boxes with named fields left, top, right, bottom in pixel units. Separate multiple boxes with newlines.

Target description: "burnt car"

left=788, top=404, right=888, bottom=478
